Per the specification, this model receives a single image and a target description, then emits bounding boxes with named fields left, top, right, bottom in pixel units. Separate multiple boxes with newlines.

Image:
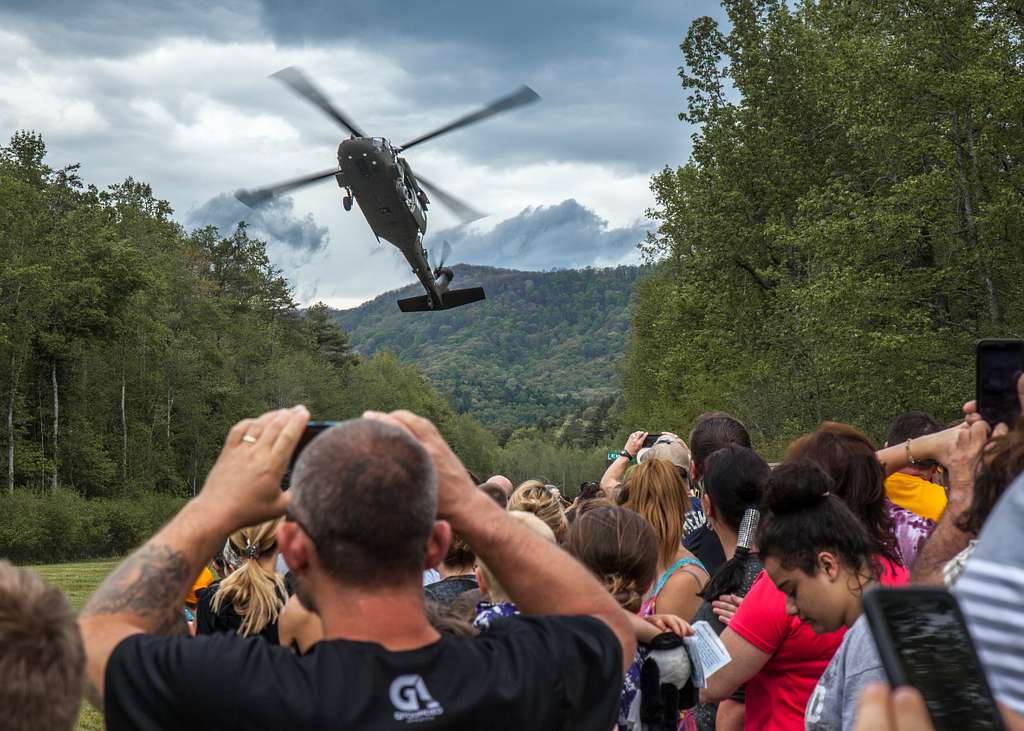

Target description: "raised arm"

left=374, top=410, right=637, bottom=671
left=911, top=419, right=994, bottom=584
left=78, top=406, right=308, bottom=708
left=876, top=424, right=965, bottom=476
left=600, top=430, right=647, bottom=492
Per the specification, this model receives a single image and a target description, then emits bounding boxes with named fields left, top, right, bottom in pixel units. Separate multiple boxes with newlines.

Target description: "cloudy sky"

left=0, top=0, right=725, bottom=308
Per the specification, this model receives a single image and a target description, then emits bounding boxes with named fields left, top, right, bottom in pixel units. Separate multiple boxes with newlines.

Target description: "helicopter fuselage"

left=334, top=137, right=447, bottom=307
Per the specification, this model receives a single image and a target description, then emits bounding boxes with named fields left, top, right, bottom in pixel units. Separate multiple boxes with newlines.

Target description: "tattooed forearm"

left=81, top=543, right=191, bottom=632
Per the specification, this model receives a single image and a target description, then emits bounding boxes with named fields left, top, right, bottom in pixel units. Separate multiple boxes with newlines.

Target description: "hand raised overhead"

left=198, top=405, right=309, bottom=531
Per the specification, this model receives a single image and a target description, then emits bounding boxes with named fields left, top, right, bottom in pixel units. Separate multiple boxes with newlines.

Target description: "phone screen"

left=865, top=588, right=1004, bottom=730
left=281, top=421, right=338, bottom=490
left=977, top=339, right=1024, bottom=427
left=642, top=432, right=663, bottom=449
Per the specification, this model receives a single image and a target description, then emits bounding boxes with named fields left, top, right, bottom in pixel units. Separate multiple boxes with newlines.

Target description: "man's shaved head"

left=487, top=475, right=514, bottom=498
left=289, top=419, right=437, bottom=586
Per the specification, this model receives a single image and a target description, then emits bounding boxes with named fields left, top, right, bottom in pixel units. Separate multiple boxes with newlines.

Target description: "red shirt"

left=729, top=558, right=907, bottom=731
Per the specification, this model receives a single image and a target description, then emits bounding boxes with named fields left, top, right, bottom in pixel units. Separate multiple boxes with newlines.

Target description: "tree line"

left=625, top=0, right=1024, bottom=455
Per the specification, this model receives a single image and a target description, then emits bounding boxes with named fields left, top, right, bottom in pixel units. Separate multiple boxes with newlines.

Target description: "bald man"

left=487, top=475, right=514, bottom=498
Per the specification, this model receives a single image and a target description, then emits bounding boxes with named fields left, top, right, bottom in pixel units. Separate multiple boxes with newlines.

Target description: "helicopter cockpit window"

left=371, top=137, right=386, bottom=150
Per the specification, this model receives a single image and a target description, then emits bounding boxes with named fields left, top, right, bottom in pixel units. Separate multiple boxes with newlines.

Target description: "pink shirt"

left=729, top=559, right=908, bottom=731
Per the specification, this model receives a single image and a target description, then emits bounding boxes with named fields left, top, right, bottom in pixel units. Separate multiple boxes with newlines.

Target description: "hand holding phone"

left=281, top=420, right=339, bottom=490
left=976, top=339, right=1024, bottom=428
left=863, top=587, right=1004, bottom=730
left=642, top=432, right=664, bottom=449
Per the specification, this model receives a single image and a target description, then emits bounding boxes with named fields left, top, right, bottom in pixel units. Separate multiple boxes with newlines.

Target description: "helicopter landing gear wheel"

left=343, top=195, right=353, bottom=211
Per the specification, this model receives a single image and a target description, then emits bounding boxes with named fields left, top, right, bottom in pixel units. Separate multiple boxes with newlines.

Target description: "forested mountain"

left=334, top=264, right=642, bottom=437
left=627, top=0, right=1024, bottom=454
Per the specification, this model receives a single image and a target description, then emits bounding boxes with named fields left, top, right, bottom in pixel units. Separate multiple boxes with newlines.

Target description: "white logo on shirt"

left=389, top=674, right=444, bottom=723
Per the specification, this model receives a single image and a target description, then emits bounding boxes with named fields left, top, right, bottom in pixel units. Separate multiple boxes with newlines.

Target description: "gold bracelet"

left=905, top=439, right=918, bottom=466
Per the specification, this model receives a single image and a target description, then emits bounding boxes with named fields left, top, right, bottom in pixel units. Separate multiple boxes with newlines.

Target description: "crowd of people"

left=4, top=380, right=1024, bottom=730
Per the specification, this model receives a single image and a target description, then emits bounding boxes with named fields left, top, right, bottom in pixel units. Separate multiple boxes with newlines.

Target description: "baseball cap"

left=638, top=436, right=691, bottom=473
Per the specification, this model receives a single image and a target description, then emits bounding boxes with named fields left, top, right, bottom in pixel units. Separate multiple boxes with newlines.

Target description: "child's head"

left=566, top=503, right=658, bottom=613
left=476, top=511, right=556, bottom=602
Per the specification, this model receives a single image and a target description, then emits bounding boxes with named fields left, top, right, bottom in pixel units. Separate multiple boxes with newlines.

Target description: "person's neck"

left=316, top=581, right=440, bottom=651
left=718, top=528, right=739, bottom=561
left=845, top=578, right=880, bottom=628
left=437, top=563, right=474, bottom=580
left=897, top=466, right=932, bottom=481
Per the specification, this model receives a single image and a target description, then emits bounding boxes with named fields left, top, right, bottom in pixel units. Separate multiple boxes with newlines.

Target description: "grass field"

left=26, top=558, right=122, bottom=731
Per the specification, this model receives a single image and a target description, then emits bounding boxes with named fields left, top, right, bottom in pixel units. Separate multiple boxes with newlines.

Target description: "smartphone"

left=642, top=432, right=664, bottom=449
left=976, top=338, right=1024, bottom=427
left=863, top=587, right=1004, bottom=731
left=281, top=420, right=339, bottom=490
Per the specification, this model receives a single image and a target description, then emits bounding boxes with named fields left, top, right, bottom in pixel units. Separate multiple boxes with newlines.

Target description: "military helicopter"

left=236, top=67, right=539, bottom=312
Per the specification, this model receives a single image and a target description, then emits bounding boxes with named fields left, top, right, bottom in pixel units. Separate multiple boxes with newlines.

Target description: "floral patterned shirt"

left=886, top=499, right=934, bottom=568
left=472, top=600, right=520, bottom=630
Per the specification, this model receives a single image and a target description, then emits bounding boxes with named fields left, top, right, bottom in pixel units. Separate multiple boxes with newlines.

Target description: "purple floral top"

left=472, top=600, right=519, bottom=630
left=620, top=646, right=649, bottom=728
left=886, top=498, right=934, bottom=568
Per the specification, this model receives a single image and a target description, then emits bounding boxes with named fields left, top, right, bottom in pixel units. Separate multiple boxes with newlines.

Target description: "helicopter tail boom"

left=397, top=287, right=486, bottom=313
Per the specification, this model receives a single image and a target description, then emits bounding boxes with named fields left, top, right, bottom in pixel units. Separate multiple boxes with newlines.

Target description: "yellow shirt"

left=185, top=565, right=215, bottom=608
left=885, top=471, right=947, bottom=523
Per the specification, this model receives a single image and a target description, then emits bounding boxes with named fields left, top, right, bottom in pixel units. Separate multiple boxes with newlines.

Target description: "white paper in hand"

left=682, top=621, right=731, bottom=688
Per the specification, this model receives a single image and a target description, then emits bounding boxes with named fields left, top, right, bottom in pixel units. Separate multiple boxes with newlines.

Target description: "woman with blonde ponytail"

left=196, top=518, right=287, bottom=642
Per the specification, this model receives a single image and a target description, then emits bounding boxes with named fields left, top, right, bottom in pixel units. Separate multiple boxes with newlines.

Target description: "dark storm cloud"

left=428, top=199, right=648, bottom=271
left=0, top=0, right=258, bottom=57
left=187, top=193, right=330, bottom=253
left=253, top=0, right=727, bottom=171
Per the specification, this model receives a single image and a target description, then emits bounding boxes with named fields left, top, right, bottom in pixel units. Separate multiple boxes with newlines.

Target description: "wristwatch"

left=618, top=449, right=634, bottom=461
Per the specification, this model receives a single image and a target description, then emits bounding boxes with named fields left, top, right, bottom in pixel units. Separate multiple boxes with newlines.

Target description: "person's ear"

left=700, top=492, right=713, bottom=522
left=474, top=565, right=489, bottom=594
left=689, top=459, right=699, bottom=482
left=278, top=520, right=311, bottom=575
left=817, top=551, right=840, bottom=581
left=425, top=520, right=452, bottom=570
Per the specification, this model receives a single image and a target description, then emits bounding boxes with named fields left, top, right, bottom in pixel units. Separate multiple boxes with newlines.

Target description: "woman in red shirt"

left=701, top=424, right=909, bottom=730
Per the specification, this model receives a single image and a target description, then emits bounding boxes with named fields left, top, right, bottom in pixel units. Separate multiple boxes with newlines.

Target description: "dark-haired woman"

left=701, top=463, right=908, bottom=731
left=690, top=446, right=770, bottom=731
left=757, top=461, right=889, bottom=730
left=685, top=412, right=753, bottom=575
left=786, top=422, right=931, bottom=568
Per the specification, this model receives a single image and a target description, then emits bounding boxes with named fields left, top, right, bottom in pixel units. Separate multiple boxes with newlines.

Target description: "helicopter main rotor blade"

left=235, top=167, right=343, bottom=208
left=416, top=174, right=486, bottom=224
left=415, top=173, right=487, bottom=222
left=399, top=85, right=540, bottom=151
left=270, top=66, right=367, bottom=138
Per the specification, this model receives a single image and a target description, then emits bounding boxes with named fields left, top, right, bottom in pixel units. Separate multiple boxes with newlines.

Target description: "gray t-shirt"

left=804, top=616, right=884, bottom=731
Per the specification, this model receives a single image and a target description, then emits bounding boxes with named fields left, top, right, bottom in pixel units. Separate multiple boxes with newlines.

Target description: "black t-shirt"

left=105, top=614, right=622, bottom=730
left=683, top=524, right=726, bottom=576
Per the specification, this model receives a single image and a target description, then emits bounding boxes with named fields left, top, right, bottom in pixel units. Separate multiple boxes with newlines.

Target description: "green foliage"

left=626, top=0, right=1024, bottom=455
left=335, top=264, right=641, bottom=439
left=0, top=491, right=185, bottom=564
